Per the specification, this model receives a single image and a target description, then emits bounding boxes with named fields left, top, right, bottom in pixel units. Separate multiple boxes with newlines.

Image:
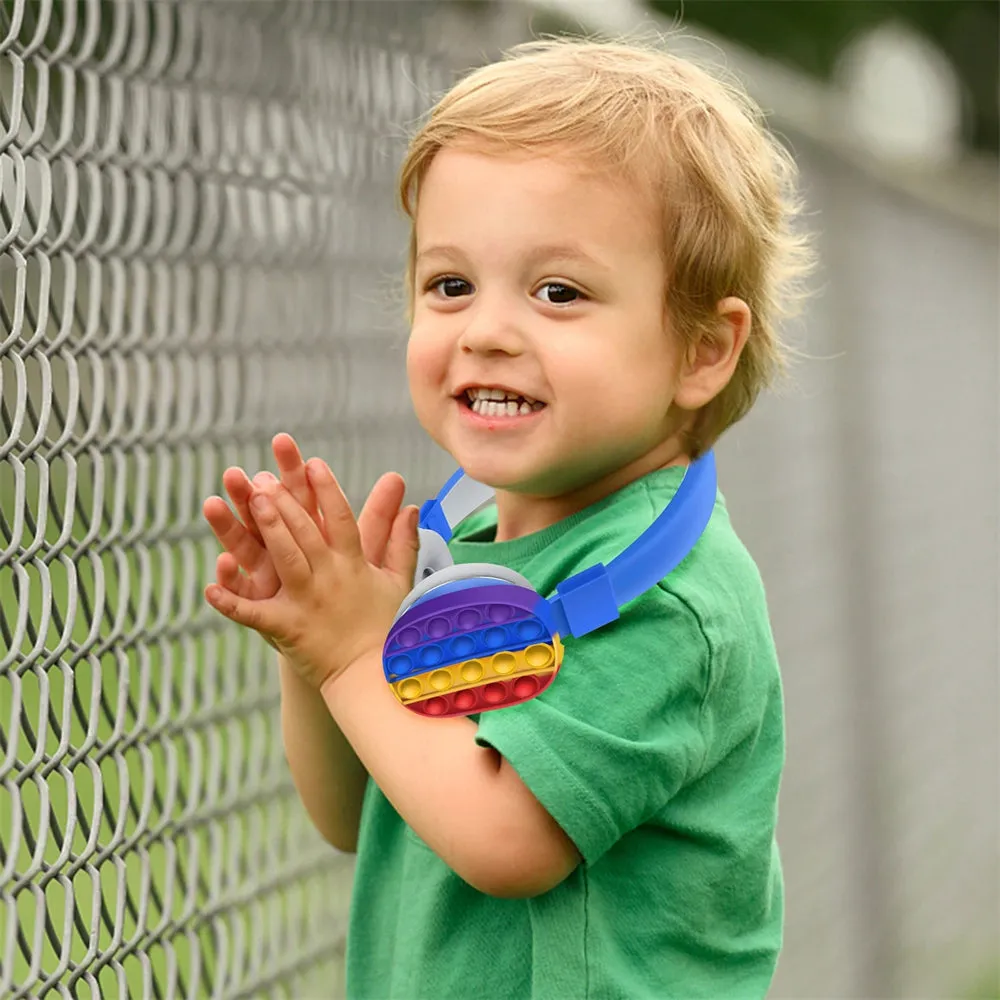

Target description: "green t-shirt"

left=346, top=467, right=785, bottom=999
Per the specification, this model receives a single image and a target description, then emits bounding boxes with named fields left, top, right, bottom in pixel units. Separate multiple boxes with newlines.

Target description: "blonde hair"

left=399, top=37, right=814, bottom=454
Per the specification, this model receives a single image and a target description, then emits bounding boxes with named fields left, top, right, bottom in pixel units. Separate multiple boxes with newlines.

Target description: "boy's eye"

left=430, top=277, right=474, bottom=298
left=535, top=283, right=582, bottom=305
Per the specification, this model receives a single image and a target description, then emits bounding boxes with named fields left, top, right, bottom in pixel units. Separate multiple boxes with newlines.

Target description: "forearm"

left=280, top=654, right=369, bottom=851
left=321, top=651, right=578, bottom=896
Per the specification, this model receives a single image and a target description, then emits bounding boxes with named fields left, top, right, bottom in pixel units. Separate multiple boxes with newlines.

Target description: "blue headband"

left=418, top=450, right=717, bottom=638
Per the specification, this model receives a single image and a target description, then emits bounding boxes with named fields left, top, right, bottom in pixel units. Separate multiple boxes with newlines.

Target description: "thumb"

left=383, top=505, right=421, bottom=584
left=357, top=471, right=406, bottom=567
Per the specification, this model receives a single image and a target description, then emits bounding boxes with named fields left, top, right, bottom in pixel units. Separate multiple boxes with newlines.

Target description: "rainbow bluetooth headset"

left=383, top=451, right=718, bottom=718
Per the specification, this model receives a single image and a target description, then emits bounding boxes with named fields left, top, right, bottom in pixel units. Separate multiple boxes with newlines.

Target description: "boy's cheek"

left=405, top=336, right=450, bottom=406
left=402, top=367, right=447, bottom=447
left=405, top=327, right=438, bottom=383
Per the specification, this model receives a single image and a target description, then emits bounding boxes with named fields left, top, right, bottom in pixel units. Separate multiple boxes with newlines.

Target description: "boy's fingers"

left=307, top=460, right=363, bottom=559
left=384, top=505, right=421, bottom=584
left=216, top=552, right=257, bottom=599
left=203, top=495, right=276, bottom=584
left=269, top=486, right=329, bottom=570
left=273, top=433, right=322, bottom=525
left=250, top=491, right=312, bottom=589
left=357, top=472, right=406, bottom=566
left=204, top=493, right=250, bottom=549
left=222, top=467, right=262, bottom=543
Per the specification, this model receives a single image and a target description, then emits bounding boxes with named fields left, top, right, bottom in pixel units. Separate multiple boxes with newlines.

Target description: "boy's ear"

left=672, top=297, right=751, bottom=411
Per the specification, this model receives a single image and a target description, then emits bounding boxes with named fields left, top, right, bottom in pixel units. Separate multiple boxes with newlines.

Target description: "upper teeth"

left=465, top=387, right=544, bottom=416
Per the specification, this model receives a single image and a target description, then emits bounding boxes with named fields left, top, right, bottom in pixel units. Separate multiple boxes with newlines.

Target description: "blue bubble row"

left=385, top=616, right=551, bottom=681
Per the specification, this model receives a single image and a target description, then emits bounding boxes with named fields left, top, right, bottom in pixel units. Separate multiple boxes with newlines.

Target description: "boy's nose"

left=457, top=299, right=526, bottom=357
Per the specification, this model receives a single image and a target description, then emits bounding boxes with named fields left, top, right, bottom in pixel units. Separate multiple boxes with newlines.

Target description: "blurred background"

left=1, top=1, right=996, bottom=997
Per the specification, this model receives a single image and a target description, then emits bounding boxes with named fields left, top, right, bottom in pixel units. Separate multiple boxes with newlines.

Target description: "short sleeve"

left=474, top=585, right=711, bottom=866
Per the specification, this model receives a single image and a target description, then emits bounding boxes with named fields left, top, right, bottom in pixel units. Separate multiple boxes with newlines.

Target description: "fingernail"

left=251, top=494, right=268, bottom=512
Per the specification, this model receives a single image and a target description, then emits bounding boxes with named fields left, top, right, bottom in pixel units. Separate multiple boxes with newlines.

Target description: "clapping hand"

left=203, top=434, right=419, bottom=687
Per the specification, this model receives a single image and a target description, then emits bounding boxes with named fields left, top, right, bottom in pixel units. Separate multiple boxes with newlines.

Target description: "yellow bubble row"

left=392, top=638, right=564, bottom=706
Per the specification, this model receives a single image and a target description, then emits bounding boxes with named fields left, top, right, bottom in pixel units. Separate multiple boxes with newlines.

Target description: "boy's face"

left=407, top=148, right=686, bottom=498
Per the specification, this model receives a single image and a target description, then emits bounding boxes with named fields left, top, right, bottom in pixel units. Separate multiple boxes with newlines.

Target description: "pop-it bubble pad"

left=384, top=582, right=564, bottom=718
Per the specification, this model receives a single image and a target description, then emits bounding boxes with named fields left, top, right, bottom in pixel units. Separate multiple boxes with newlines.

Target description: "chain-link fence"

left=1, top=1, right=460, bottom=995
left=3, top=1, right=998, bottom=998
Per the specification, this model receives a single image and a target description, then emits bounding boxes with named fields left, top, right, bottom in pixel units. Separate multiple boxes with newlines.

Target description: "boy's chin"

left=449, top=452, right=546, bottom=494
left=451, top=456, right=581, bottom=500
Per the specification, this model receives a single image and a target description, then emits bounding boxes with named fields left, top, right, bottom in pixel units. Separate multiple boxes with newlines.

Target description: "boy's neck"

left=492, top=438, right=690, bottom=542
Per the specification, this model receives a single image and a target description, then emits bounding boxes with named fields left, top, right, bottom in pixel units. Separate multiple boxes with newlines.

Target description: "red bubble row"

left=405, top=671, right=557, bottom=718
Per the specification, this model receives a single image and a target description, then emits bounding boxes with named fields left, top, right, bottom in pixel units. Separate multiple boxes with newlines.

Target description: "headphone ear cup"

left=396, top=562, right=534, bottom=620
left=413, top=527, right=454, bottom=584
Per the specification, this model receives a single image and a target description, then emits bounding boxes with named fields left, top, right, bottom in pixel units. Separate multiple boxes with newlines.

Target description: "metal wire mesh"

left=1, top=1, right=458, bottom=995
left=3, top=0, right=998, bottom=997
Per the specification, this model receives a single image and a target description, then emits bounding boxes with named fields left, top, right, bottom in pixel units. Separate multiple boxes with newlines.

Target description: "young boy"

left=203, top=38, right=811, bottom=999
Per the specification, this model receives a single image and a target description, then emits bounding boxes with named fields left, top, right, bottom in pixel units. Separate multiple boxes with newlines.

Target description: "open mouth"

left=460, top=387, right=547, bottom=417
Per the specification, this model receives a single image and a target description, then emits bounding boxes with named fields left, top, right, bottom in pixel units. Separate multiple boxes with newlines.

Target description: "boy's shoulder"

left=450, top=465, right=778, bottom=714
left=464, top=468, right=782, bottom=870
